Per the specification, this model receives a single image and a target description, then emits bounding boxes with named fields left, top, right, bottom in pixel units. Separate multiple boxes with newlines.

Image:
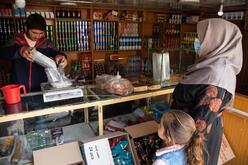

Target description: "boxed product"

left=124, top=120, right=163, bottom=165
left=80, top=131, right=135, bottom=165
left=33, top=142, right=84, bottom=165
left=93, top=11, right=103, bottom=20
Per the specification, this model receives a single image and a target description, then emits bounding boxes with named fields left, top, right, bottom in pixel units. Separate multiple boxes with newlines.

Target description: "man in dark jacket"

left=0, top=13, right=67, bottom=92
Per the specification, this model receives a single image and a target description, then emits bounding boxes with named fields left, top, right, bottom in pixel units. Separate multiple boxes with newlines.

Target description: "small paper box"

left=33, top=142, right=84, bottom=165
left=80, top=131, right=135, bottom=165
left=125, top=120, right=160, bottom=165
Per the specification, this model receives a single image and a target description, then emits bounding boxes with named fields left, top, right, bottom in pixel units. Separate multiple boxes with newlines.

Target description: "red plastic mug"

left=0, top=84, right=26, bottom=104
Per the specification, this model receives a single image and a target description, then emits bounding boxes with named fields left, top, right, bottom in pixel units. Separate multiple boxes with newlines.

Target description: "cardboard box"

left=218, top=134, right=235, bottom=165
left=80, top=131, right=135, bottom=165
left=33, top=142, right=84, bottom=165
left=124, top=120, right=160, bottom=165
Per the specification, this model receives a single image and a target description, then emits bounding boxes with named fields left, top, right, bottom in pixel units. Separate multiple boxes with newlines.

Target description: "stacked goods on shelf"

left=14, top=19, right=25, bottom=33
left=46, top=25, right=53, bottom=41
left=0, top=7, right=12, bottom=17
left=151, top=24, right=160, bottom=49
left=119, top=23, right=141, bottom=50
left=93, top=21, right=118, bottom=50
left=56, top=9, right=81, bottom=19
left=223, top=11, right=245, bottom=20
left=79, top=55, right=92, bottom=81
left=156, top=13, right=167, bottom=23
left=0, top=19, right=15, bottom=45
left=181, top=32, right=197, bottom=51
left=168, top=14, right=182, bottom=24
left=94, top=61, right=105, bottom=76
left=77, top=21, right=90, bottom=51
left=126, top=56, right=142, bottom=76
left=119, top=10, right=141, bottom=22
left=26, top=10, right=55, bottom=19
left=163, top=23, right=180, bottom=50
left=70, top=56, right=92, bottom=81
left=56, top=20, right=90, bottom=51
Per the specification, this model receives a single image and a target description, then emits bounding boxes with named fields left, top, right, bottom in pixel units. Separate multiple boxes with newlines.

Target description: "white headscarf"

left=180, top=18, right=243, bottom=95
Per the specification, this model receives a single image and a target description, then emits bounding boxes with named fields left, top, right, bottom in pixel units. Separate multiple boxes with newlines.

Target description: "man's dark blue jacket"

left=0, top=32, right=66, bottom=92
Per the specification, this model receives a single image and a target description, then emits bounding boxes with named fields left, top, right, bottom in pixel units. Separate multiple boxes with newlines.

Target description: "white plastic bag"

left=32, top=49, right=57, bottom=69
left=32, top=49, right=72, bottom=88
left=152, top=51, right=170, bottom=82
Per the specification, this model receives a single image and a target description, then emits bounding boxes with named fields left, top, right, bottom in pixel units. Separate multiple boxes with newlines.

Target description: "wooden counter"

left=0, top=86, right=175, bottom=135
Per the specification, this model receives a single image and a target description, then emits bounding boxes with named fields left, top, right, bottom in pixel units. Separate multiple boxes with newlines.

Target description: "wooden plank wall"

left=223, top=93, right=248, bottom=165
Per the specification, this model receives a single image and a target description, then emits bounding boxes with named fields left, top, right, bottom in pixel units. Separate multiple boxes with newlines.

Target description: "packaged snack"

left=96, top=73, right=134, bottom=96
left=95, top=74, right=115, bottom=89
left=104, top=74, right=134, bottom=96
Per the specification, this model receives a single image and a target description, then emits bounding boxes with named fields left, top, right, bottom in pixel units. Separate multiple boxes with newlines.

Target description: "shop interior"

left=0, top=0, right=248, bottom=164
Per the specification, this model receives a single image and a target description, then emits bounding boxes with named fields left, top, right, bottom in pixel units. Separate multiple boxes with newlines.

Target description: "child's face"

left=158, top=117, right=166, bottom=140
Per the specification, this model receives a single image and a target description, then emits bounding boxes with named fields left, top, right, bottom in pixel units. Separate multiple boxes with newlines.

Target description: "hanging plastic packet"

left=152, top=51, right=170, bottom=83
left=32, top=49, right=72, bottom=88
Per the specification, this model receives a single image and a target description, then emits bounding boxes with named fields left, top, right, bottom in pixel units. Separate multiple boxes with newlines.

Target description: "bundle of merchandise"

left=95, top=73, right=134, bottom=96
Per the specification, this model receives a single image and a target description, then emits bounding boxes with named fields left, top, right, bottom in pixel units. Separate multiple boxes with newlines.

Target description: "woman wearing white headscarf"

left=171, top=18, right=243, bottom=165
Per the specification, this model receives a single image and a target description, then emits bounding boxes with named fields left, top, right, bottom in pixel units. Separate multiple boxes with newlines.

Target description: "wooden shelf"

left=118, top=49, right=142, bottom=51
left=93, top=19, right=118, bottom=22
left=119, top=20, right=142, bottom=23
left=0, top=16, right=14, bottom=19
left=93, top=50, right=119, bottom=52
left=65, top=51, right=91, bottom=54
left=56, top=18, right=90, bottom=21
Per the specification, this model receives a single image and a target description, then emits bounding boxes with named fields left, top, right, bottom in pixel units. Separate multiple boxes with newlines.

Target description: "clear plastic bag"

left=32, top=49, right=72, bottom=88
left=96, top=73, right=133, bottom=96
left=32, top=49, right=57, bottom=69
left=95, top=74, right=115, bottom=89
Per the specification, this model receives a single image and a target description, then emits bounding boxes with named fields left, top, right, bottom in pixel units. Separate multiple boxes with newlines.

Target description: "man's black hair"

left=25, top=13, right=46, bottom=31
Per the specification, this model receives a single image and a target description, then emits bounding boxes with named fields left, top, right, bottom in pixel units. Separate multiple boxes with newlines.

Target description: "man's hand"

left=55, top=55, right=67, bottom=68
left=20, top=46, right=34, bottom=62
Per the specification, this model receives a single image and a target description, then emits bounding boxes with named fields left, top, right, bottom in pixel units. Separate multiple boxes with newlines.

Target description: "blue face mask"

left=194, top=38, right=200, bottom=54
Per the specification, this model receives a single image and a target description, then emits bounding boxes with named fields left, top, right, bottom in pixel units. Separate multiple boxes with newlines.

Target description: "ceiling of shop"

left=2, top=0, right=247, bottom=11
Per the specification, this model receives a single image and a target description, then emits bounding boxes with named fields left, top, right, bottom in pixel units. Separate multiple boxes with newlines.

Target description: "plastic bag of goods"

left=32, top=49, right=72, bottom=88
left=95, top=74, right=115, bottom=89
left=104, top=73, right=134, bottom=96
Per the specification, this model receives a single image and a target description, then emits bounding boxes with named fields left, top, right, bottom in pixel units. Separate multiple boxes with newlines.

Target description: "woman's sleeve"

left=192, top=85, right=232, bottom=133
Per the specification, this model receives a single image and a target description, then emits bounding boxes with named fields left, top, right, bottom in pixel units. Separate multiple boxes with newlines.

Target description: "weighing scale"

left=41, top=81, right=84, bottom=102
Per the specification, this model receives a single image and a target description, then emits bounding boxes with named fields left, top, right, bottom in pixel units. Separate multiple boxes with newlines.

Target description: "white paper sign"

left=83, top=138, right=114, bottom=165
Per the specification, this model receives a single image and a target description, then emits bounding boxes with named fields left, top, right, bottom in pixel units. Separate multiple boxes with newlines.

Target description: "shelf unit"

left=3, top=4, right=227, bottom=82
left=1, top=4, right=247, bottom=82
